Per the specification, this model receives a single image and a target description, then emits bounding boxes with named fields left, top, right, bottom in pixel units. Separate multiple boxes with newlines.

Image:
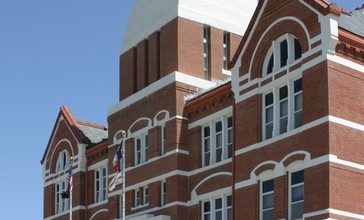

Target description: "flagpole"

left=121, top=131, right=126, bottom=220
left=70, top=157, right=73, bottom=220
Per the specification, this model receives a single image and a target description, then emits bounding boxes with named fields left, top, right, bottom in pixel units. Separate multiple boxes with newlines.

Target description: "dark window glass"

left=267, top=53, right=274, bottom=74
left=265, top=93, right=274, bottom=106
left=263, top=179, right=274, bottom=193
left=294, top=78, right=302, bottom=93
left=294, top=38, right=302, bottom=60
left=279, top=86, right=288, bottom=100
left=280, top=40, right=288, bottom=67
left=291, top=170, right=304, bottom=185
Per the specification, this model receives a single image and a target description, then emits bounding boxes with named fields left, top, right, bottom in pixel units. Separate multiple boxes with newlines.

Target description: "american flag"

left=67, top=163, right=73, bottom=193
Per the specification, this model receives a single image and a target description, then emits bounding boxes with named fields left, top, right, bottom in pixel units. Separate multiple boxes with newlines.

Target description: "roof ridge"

left=77, top=120, right=107, bottom=130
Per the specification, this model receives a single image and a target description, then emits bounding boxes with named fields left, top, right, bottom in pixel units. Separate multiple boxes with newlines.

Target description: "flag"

left=109, top=139, right=124, bottom=191
left=113, top=140, right=123, bottom=173
left=67, top=163, right=73, bottom=193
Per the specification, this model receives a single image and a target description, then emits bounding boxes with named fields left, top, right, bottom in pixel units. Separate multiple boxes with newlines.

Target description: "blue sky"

left=0, top=0, right=361, bottom=219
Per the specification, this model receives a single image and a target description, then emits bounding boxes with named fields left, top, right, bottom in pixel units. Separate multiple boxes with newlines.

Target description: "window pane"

left=280, top=100, right=288, bottom=117
left=227, top=117, right=232, bottom=128
left=280, top=40, right=288, bottom=67
left=204, top=140, right=210, bottom=152
left=204, top=201, right=211, bottom=212
left=266, top=107, right=273, bottom=123
left=216, top=148, right=222, bottom=162
left=263, top=194, right=274, bottom=209
left=203, top=214, right=211, bottom=220
left=294, top=111, right=302, bottom=128
left=227, top=209, right=232, bottom=220
left=295, top=93, right=302, bottom=111
left=267, top=53, right=274, bottom=75
left=263, top=179, right=274, bottom=193
left=215, top=198, right=222, bottom=209
left=215, top=211, right=222, bottom=220
left=294, top=38, right=302, bottom=60
left=263, top=209, right=274, bottom=220
left=204, top=153, right=210, bottom=166
left=215, top=121, right=222, bottom=132
left=279, top=86, right=288, bottom=100
left=266, top=124, right=273, bottom=139
left=227, top=195, right=232, bottom=206
left=280, top=117, right=288, bottom=134
left=292, top=170, right=304, bottom=185
left=294, top=78, right=302, bottom=93
left=291, top=201, right=304, bottom=219
left=204, top=126, right=210, bottom=137
left=265, top=93, right=273, bottom=106
left=292, top=185, right=304, bottom=202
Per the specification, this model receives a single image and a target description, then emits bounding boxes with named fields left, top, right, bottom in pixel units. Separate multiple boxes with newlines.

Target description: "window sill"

left=88, top=199, right=108, bottom=209
left=131, top=203, right=149, bottom=211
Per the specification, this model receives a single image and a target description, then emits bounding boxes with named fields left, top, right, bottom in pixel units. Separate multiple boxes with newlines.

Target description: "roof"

left=41, top=105, right=108, bottom=164
left=338, top=6, right=364, bottom=37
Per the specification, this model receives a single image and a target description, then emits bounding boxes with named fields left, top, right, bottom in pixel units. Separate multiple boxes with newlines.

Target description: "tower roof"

left=120, top=0, right=258, bottom=54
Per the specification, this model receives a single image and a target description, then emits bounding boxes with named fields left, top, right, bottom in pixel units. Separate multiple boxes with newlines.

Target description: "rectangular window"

left=95, top=166, right=108, bottom=203
left=55, top=180, right=69, bottom=214
left=204, top=26, right=210, bottom=80
left=161, top=126, right=166, bottom=155
left=223, top=32, right=229, bottom=69
left=161, top=180, right=167, bottom=206
left=264, top=92, right=274, bottom=140
left=135, top=133, right=149, bottom=165
left=143, top=186, right=149, bottom=205
left=202, top=195, right=232, bottom=220
left=280, top=40, right=288, bottom=67
left=134, top=189, right=140, bottom=207
left=261, top=179, right=274, bottom=220
left=290, top=170, right=304, bottom=220
left=263, top=78, right=303, bottom=140
left=202, top=116, right=233, bottom=167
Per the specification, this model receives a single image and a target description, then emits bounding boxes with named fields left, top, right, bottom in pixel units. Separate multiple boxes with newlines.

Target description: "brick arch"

left=128, top=117, right=152, bottom=134
left=194, top=172, right=232, bottom=197
left=89, top=209, right=108, bottom=220
left=249, top=18, right=310, bottom=80
left=253, top=162, right=277, bottom=177
left=282, top=153, right=307, bottom=168
left=49, top=139, right=74, bottom=173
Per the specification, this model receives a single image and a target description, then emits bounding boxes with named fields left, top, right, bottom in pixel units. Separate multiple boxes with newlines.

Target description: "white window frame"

left=134, top=133, right=149, bottom=165
left=55, top=150, right=70, bottom=173
left=262, top=78, right=302, bottom=140
left=201, top=194, right=232, bottom=220
left=260, top=179, right=275, bottom=220
left=289, top=170, right=304, bottom=220
left=202, top=116, right=233, bottom=167
left=134, top=188, right=140, bottom=207
left=204, top=26, right=210, bottom=79
left=262, top=34, right=302, bottom=77
left=95, top=166, right=108, bottom=203
left=143, top=186, right=149, bottom=205
left=55, top=179, right=69, bottom=214
left=161, top=180, right=167, bottom=206
left=161, top=126, right=166, bottom=156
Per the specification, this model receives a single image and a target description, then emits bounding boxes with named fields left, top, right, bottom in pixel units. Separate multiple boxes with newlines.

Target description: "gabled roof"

left=229, top=0, right=341, bottom=68
left=40, top=105, right=107, bottom=164
left=339, top=6, right=364, bottom=38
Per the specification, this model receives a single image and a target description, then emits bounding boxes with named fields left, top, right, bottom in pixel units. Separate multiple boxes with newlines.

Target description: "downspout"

left=232, top=100, right=236, bottom=220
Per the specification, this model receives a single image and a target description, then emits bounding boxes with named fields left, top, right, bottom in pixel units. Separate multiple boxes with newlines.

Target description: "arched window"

left=263, top=34, right=302, bottom=76
left=55, top=150, right=70, bottom=173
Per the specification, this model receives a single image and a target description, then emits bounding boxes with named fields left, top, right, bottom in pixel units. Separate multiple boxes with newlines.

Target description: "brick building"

left=41, top=0, right=364, bottom=219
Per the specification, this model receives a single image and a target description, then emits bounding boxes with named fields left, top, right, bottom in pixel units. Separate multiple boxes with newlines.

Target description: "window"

left=261, top=179, right=274, bottom=220
left=135, top=134, right=149, bottom=165
left=289, top=170, right=304, bottom=220
left=95, top=166, right=108, bottom=203
left=55, top=180, right=69, bottom=214
left=202, top=116, right=233, bottom=166
left=143, top=186, right=149, bottom=205
left=263, top=78, right=302, bottom=140
left=204, top=26, right=210, bottom=79
left=161, top=126, right=166, bottom=156
left=134, top=189, right=140, bottom=207
left=56, top=150, right=70, bottom=173
left=263, top=34, right=302, bottom=76
left=161, top=180, right=167, bottom=206
left=223, top=32, right=229, bottom=69
left=202, top=195, right=232, bottom=220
